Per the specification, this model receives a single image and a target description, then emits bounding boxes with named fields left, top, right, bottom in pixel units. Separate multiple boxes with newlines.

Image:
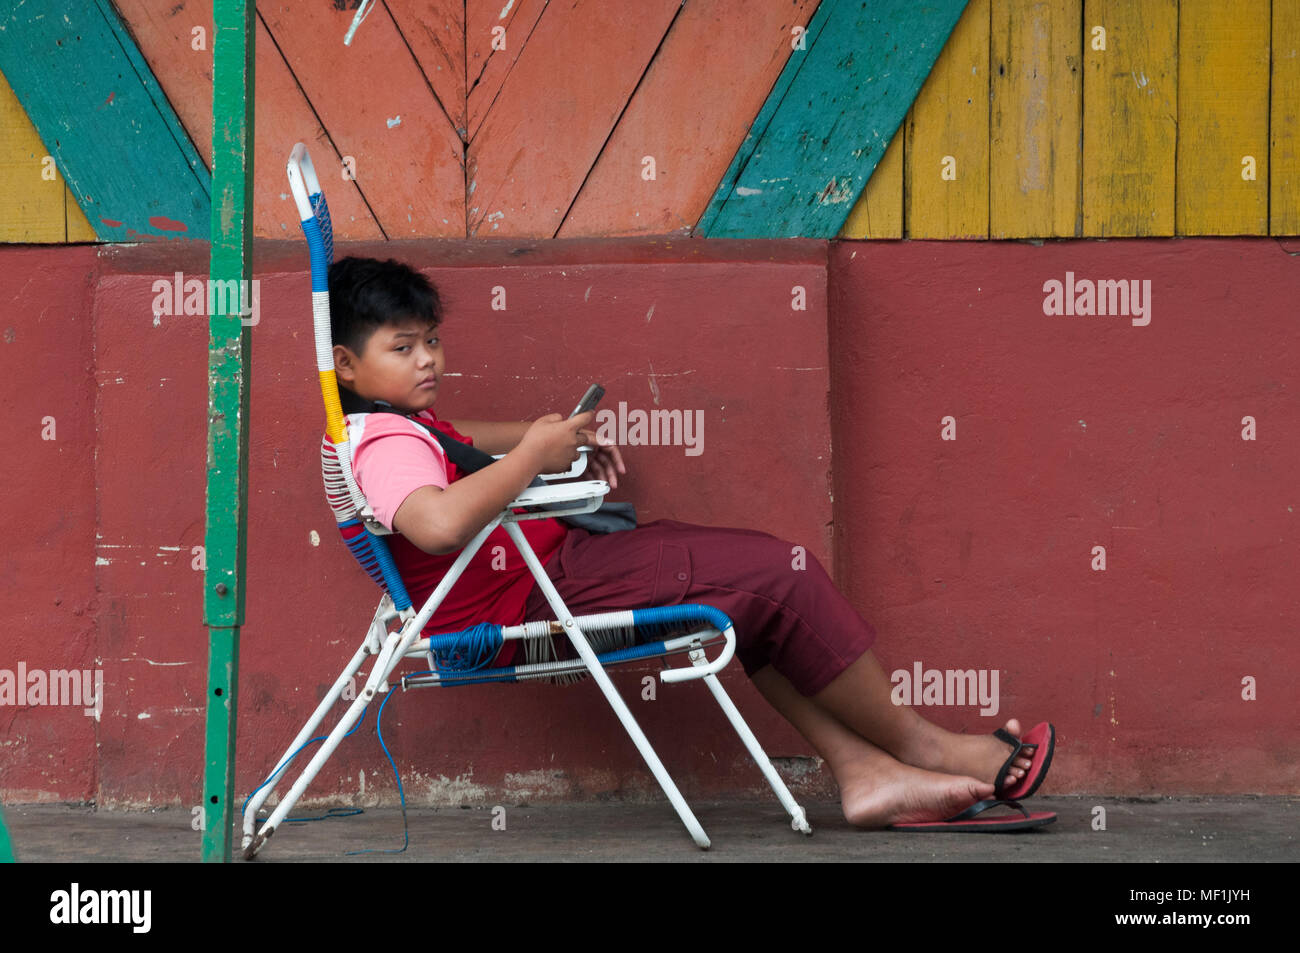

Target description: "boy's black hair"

left=328, top=256, right=442, bottom=356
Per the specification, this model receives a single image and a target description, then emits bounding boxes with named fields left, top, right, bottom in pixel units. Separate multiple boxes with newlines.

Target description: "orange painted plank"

left=467, top=0, right=681, bottom=237
left=388, top=0, right=466, bottom=136
left=560, top=0, right=820, bottom=238
left=113, top=0, right=382, bottom=240
left=465, top=0, right=548, bottom=143
left=261, top=1, right=464, bottom=238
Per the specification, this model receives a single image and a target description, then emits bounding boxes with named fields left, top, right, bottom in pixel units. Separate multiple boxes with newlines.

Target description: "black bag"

left=350, top=395, right=636, bottom=534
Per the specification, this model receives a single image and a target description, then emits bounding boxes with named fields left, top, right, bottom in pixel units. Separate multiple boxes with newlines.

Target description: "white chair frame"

left=241, top=450, right=811, bottom=858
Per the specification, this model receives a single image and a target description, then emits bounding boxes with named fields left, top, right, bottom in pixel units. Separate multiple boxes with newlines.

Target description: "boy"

left=329, top=256, right=1055, bottom=830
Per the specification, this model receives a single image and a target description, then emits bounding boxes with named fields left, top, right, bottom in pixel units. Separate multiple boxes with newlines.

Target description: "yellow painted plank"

left=0, top=67, right=67, bottom=242
left=1176, top=0, right=1270, bottom=235
left=990, top=0, right=1081, bottom=238
left=905, top=0, right=990, bottom=239
left=840, top=123, right=904, bottom=238
left=65, top=185, right=96, bottom=242
left=1082, top=0, right=1177, bottom=236
left=1271, top=0, right=1300, bottom=235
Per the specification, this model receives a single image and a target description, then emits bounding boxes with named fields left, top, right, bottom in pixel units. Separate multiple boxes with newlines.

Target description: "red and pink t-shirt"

left=347, top=409, right=568, bottom=666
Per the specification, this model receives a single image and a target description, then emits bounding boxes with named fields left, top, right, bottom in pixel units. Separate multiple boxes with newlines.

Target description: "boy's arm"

left=445, top=420, right=531, bottom=455
left=392, top=442, right=544, bottom=554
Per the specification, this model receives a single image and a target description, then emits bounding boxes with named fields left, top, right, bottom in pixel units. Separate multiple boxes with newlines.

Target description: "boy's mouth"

left=418, top=376, right=438, bottom=389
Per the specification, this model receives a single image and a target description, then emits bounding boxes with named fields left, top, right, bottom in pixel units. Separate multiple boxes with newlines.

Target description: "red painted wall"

left=829, top=238, right=1298, bottom=795
left=2, top=236, right=1296, bottom=809
left=2, top=238, right=836, bottom=808
left=0, top=248, right=100, bottom=801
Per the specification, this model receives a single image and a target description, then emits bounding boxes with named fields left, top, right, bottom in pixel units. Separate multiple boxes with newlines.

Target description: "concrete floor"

left=3, top=796, right=1296, bottom=862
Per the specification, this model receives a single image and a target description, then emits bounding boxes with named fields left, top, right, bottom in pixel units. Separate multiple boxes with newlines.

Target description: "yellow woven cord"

left=319, top=368, right=348, bottom=443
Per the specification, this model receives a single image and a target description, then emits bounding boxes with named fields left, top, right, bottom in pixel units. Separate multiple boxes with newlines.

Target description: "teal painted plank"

left=697, top=0, right=969, bottom=239
left=0, top=0, right=210, bottom=240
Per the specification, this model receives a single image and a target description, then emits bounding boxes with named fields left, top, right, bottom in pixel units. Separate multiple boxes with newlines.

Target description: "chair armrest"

left=507, top=479, right=608, bottom=512
left=660, top=624, right=736, bottom=682
left=491, top=445, right=591, bottom=481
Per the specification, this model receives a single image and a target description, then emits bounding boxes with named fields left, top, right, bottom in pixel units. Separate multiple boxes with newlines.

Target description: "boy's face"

left=334, top=315, right=444, bottom=414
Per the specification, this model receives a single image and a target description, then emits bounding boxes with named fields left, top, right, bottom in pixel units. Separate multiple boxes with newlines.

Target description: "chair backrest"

left=289, top=143, right=415, bottom=612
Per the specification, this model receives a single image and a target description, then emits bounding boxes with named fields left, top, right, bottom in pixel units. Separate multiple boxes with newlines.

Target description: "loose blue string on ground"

left=345, top=684, right=408, bottom=856
left=240, top=702, right=369, bottom=822
left=241, top=684, right=412, bottom=855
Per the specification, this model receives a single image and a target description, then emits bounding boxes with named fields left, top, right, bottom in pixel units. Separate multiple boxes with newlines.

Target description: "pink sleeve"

left=351, top=423, right=450, bottom=533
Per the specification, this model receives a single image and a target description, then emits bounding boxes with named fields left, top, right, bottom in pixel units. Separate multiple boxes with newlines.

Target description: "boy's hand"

left=575, top=427, right=626, bottom=490
left=519, top=411, right=595, bottom=475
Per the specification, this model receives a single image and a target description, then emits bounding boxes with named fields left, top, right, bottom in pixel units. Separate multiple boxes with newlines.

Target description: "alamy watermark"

left=151, top=272, right=260, bottom=326
left=592, top=401, right=703, bottom=457
left=1042, top=271, right=1151, bottom=326
left=50, top=883, right=150, bottom=933
left=890, top=661, right=999, bottom=716
left=0, top=663, right=103, bottom=718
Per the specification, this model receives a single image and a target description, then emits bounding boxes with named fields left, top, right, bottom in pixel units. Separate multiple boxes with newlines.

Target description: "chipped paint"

left=502, top=769, right=571, bottom=800
left=148, top=215, right=187, bottom=232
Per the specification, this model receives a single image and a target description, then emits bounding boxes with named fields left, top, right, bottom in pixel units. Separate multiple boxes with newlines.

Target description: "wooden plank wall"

left=3, top=0, right=1298, bottom=242
left=0, top=70, right=96, bottom=242
left=0, top=0, right=208, bottom=242
left=844, top=0, right=1298, bottom=239
left=1275, top=1, right=1300, bottom=235
left=697, top=0, right=971, bottom=239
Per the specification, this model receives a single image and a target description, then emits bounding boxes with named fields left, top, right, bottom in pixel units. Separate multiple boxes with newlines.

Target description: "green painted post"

left=201, top=0, right=255, bottom=863
left=0, top=806, right=15, bottom=862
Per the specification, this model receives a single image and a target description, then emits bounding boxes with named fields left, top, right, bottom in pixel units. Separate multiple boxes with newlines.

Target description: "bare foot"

left=905, top=717, right=1037, bottom=789
left=836, top=758, right=995, bottom=828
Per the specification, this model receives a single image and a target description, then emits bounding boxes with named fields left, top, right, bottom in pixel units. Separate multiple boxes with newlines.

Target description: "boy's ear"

left=332, top=343, right=356, bottom=382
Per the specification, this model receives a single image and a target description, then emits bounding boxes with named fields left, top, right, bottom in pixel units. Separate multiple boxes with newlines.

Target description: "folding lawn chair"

left=240, top=144, right=813, bottom=859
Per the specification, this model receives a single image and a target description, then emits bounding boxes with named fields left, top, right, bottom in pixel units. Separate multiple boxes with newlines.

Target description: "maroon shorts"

left=519, top=518, right=876, bottom=697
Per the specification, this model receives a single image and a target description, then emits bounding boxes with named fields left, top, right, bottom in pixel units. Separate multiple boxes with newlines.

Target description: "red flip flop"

left=889, top=798, right=1057, bottom=833
left=994, top=721, right=1055, bottom=801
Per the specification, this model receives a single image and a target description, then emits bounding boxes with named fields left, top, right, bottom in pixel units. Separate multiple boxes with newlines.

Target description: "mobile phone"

left=568, top=383, right=604, bottom=418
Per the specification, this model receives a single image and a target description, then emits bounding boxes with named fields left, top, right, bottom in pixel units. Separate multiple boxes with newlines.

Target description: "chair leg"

left=241, top=642, right=373, bottom=853
left=693, top=655, right=813, bottom=835
left=503, top=522, right=711, bottom=849
left=246, top=523, right=504, bottom=858
left=244, top=625, right=413, bottom=859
